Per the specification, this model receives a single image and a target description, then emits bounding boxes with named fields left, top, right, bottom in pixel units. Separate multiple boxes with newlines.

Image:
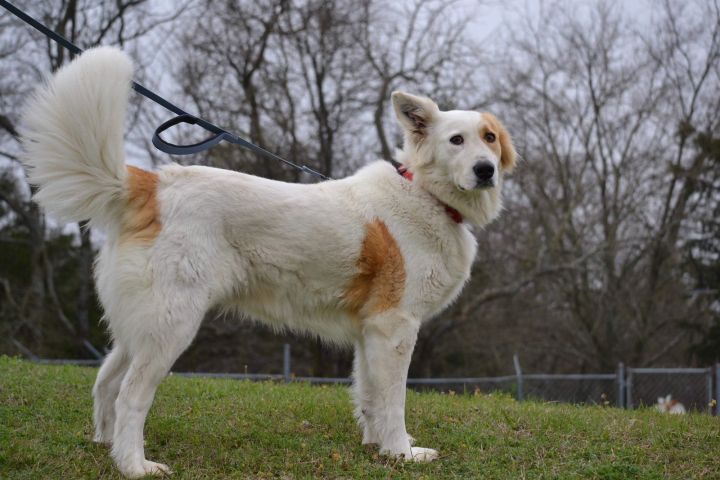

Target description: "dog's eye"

left=449, top=135, right=464, bottom=145
left=484, top=132, right=496, bottom=143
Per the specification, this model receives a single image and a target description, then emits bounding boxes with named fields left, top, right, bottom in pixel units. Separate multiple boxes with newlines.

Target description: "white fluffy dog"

left=21, top=47, right=516, bottom=477
left=656, top=395, right=687, bottom=414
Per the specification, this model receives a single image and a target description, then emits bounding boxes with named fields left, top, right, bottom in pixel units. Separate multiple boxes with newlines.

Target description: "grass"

left=1, top=357, right=719, bottom=479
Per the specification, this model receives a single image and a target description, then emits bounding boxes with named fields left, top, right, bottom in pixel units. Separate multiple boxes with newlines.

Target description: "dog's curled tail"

left=22, top=46, right=133, bottom=230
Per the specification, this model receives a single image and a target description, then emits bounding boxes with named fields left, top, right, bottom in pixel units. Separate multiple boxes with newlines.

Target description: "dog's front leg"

left=352, top=342, right=381, bottom=445
left=361, top=311, right=438, bottom=462
left=353, top=341, right=417, bottom=447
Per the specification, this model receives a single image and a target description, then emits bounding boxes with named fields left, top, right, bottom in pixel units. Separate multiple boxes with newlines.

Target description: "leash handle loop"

left=153, top=114, right=331, bottom=179
left=152, top=114, right=229, bottom=155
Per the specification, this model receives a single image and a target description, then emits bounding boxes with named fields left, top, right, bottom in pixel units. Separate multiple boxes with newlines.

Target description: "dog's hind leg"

left=361, top=311, right=438, bottom=462
left=93, top=346, right=129, bottom=444
left=110, top=294, right=207, bottom=478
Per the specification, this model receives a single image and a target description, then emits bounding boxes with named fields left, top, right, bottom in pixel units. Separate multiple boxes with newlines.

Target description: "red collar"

left=397, top=165, right=463, bottom=224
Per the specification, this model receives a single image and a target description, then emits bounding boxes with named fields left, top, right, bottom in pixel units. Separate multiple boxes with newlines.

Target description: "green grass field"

left=1, top=357, right=719, bottom=479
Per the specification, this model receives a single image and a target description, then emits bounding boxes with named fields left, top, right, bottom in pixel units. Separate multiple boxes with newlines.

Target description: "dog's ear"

left=483, top=113, right=517, bottom=173
left=498, top=123, right=517, bottom=173
left=392, top=91, right=439, bottom=140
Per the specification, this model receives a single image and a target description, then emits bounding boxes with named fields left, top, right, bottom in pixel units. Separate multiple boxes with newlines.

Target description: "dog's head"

left=392, top=91, right=516, bottom=226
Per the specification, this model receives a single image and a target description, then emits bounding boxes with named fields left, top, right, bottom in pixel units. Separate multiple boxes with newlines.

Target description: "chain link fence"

left=406, top=376, right=517, bottom=396
left=522, top=374, right=618, bottom=406
left=29, top=345, right=720, bottom=415
left=626, top=368, right=714, bottom=412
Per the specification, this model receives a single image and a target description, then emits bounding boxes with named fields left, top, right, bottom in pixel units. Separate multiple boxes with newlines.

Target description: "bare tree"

left=280, top=0, right=368, bottom=177
left=357, top=0, right=478, bottom=161
left=433, top=0, right=720, bottom=373
left=0, top=0, right=186, bottom=357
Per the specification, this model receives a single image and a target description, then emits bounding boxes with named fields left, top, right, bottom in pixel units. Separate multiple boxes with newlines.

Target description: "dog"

left=656, top=394, right=687, bottom=414
left=21, top=47, right=516, bottom=477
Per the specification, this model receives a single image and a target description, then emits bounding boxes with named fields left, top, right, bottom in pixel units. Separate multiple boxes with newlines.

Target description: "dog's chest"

left=403, top=224, right=477, bottom=320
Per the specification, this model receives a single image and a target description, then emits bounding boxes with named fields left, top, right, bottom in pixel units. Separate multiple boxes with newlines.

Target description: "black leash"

left=0, top=0, right=329, bottom=181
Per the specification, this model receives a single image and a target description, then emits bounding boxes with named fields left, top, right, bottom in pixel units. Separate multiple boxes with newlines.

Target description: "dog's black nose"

left=473, top=161, right=495, bottom=182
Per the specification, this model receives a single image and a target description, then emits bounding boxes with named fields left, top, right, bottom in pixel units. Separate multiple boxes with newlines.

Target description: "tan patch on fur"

left=122, top=166, right=161, bottom=244
left=344, top=220, right=406, bottom=317
left=481, top=112, right=517, bottom=172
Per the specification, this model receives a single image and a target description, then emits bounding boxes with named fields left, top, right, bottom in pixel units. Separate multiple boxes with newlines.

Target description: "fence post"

left=626, top=368, right=633, bottom=409
left=283, top=343, right=291, bottom=382
left=715, top=363, right=720, bottom=416
left=82, top=340, right=104, bottom=360
left=617, top=362, right=625, bottom=408
left=705, top=367, right=713, bottom=414
left=513, top=353, right=523, bottom=402
left=12, top=339, right=38, bottom=360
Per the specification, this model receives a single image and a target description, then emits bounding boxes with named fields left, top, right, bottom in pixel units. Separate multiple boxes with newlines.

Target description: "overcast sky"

left=467, top=0, right=652, bottom=40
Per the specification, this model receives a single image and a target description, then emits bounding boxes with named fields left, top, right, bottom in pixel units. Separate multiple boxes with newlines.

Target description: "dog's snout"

left=473, top=161, right=495, bottom=182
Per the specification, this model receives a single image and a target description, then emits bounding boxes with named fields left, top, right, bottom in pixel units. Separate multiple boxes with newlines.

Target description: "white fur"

left=22, top=47, right=131, bottom=231
left=656, top=395, right=687, bottom=414
left=21, top=48, right=514, bottom=477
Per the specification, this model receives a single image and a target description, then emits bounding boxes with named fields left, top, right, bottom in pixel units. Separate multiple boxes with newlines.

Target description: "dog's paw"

left=122, top=460, right=172, bottom=478
left=409, top=447, right=439, bottom=462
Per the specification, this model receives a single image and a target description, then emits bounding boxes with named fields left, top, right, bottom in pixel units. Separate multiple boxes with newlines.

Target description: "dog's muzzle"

left=473, top=161, right=495, bottom=188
